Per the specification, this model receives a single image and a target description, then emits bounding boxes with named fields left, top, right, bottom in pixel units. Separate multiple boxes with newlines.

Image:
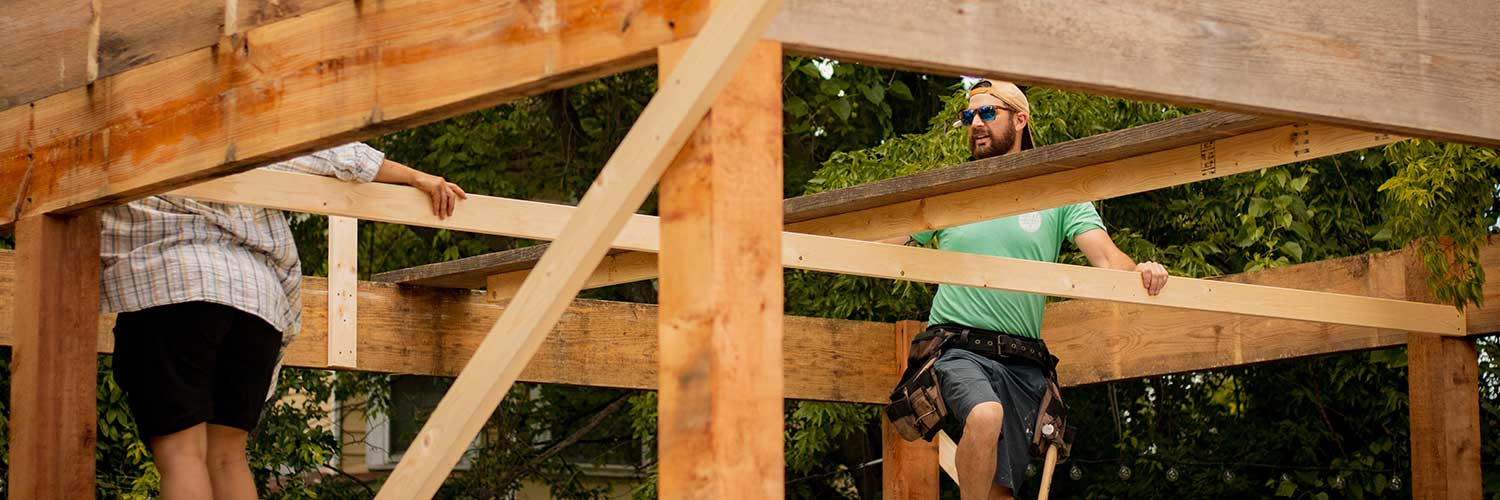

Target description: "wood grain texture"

left=1406, top=334, right=1483, bottom=500
left=0, top=244, right=1497, bottom=404
left=0, top=0, right=708, bottom=230
left=9, top=214, right=100, bottom=500
left=768, top=0, right=1500, bottom=147
left=373, top=1, right=782, bottom=496
left=656, top=38, right=785, bottom=499
left=0, top=0, right=96, bottom=109
left=327, top=215, right=357, bottom=367
left=882, top=320, right=940, bottom=500
left=96, top=0, right=224, bottom=78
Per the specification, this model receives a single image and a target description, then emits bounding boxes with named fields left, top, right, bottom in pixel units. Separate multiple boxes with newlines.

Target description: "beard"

left=969, top=123, right=1018, bottom=159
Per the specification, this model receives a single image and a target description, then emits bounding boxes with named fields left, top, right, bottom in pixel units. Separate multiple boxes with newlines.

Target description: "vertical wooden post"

left=1407, top=333, right=1482, bottom=499
left=656, top=38, right=784, bottom=499
left=328, top=215, right=358, bottom=368
left=883, top=320, right=940, bottom=499
left=10, top=212, right=101, bottom=499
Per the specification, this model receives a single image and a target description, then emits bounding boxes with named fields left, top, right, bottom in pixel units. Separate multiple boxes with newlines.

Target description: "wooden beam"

left=488, top=250, right=656, bottom=302
left=1406, top=333, right=1483, bottom=499
left=393, top=121, right=1397, bottom=293
left=173, top=169, right=1465, bottom=335
left=0, top=244, right=1496, bottom=403
left=656, top=37, right=785, bottom=498
left=374, top=1, right=783, bottom=496
left=9, top=213, right=100, bottom=500
left=768, top=0, right=1500, bottom=147
left=882, top=320, right=940, bottom=500
left=0, top=0, right=709, bottom=229
left=327, top=215, right=358, bottom=368
left=376, top=111, right=1287, bottom=288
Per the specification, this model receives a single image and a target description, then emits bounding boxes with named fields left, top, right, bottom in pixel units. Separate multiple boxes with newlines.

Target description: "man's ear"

left=1014, top=111, right=1030, bottom=134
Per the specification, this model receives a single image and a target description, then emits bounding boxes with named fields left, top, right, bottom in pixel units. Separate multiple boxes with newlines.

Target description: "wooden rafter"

left=371, top=1, right=784, bottom=496
left=171, top=169, right=1463, bottom=335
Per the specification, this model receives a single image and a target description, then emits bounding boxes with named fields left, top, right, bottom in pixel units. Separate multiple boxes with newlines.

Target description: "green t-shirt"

left=911, top=203, right=1105, bottom=339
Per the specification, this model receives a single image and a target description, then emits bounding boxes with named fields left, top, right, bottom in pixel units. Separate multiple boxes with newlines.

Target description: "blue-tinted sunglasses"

left=960, top=105, right=1010, bottom=126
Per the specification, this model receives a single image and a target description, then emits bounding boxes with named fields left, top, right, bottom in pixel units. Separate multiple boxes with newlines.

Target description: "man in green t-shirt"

left=902, top=81, right=1169, bottom=500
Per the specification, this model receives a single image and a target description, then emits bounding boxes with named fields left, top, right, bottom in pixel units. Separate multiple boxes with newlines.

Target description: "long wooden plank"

left=393, top=121, right=1398, bottom=293
left=0, top=0, right=708, bottom=230
left=768, top=0, right=1500, bottom=147
left=375, top=1, right=783, bottom=496
left=375, top=111, right=1285, bottom=288
left=9, top=213, right=100, bottom=500
left=0, top=244, right=1495, bottom=402
left=176, top=169, right=1464, bottom=335
left=656, top=38, right=785, bottom=499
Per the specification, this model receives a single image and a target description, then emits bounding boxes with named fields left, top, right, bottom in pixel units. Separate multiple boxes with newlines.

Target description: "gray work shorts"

left=935, top=348, right=1049, bottom=494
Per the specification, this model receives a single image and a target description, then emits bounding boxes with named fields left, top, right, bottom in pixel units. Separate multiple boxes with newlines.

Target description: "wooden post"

left=1407, top=333, right=1482, bottom=499
left=327, top=216, right=358, bottom=368
left=10, top=212, right=101, bottom=499
left=882, top=320, right=939, bottom=499
left=656, top=37, right=784, bottom=499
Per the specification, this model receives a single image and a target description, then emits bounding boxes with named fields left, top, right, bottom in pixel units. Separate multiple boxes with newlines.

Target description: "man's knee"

left=964, top=402, right=1005, bottom=436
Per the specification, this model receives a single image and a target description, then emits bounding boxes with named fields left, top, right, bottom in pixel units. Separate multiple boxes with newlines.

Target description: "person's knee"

left=206, top=425, right=251, bottom=472
left=964, top=402, right=1005, bottom=436
left=150, top=425, right=209, bottom=468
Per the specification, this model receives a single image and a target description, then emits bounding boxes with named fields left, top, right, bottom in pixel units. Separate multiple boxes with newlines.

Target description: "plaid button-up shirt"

left=100, top=143, right=385, bottom=345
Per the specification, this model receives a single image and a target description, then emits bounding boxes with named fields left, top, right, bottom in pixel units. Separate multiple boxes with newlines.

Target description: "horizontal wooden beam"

left=0, top=0, right=706, bottom=229
left=376, top=111, right=1287, bottom=288
left=174, top=169, right=1464, bottom=335
left=2, top=243, right=1491, bottom=402
left=768, top=0, right=1500, bottom=147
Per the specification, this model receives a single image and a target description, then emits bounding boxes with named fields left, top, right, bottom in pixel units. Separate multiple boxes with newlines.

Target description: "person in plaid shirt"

left=102, top=142, right=466, bottom=499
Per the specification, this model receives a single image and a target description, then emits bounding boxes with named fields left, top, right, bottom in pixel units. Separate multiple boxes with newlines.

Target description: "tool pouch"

left=884, top=334, right=951, bottom=442
left=1029, top=377, right=1075, bottom=461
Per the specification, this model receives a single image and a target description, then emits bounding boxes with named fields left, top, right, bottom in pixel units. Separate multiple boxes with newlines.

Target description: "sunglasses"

left=960, top=105, right=1010, bottom=126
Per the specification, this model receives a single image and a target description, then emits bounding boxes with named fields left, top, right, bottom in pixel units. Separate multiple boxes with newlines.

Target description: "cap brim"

left=1021, top=124, right=1036, bottom=151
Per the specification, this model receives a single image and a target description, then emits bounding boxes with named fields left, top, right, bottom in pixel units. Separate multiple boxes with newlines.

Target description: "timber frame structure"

left=1, top=0, right=1496, bottom=498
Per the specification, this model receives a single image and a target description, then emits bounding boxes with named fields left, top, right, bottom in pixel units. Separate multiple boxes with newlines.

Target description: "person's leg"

left=207, top=424, right=258, bottom=500
left=957, top=402, right=1004, bottom=500
left=149, top=423, right=212, bottom=500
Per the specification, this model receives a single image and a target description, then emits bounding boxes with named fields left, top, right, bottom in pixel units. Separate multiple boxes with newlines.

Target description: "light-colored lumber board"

left=386, top=121, right=1394, bottom=292
left=171, top=169, right=1466, bottom=335
left=784, top=233, right=1465, bottom=336
left=768, top=0, right=1500, bottom=147
left=0, top=245, right=1497, bottom=402
left=9, top=213, right=100, bottom=500
left=882, top=320, right=940, bottom=500
left=937, top=432, right=957, bottom=483
left=327, top=215, right=358, bottom=368
left=0, top=0, right=708, bottom=230
left=656, top=38, right=785, bottom=499
left=1407, top=333, right=1483, bottom=499
left=0, top=0, right=97, bottom=109
left=373, top=1, right=784, bottom=496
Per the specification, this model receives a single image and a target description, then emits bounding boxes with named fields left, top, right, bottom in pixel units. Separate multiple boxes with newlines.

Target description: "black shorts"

left=111, top=301, right=284, bottom=438
left=935, top=348, right=1049, bottom=495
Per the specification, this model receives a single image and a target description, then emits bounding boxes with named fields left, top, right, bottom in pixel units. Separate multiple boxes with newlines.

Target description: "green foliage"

left=1378, top=140, right=1500, bottom=309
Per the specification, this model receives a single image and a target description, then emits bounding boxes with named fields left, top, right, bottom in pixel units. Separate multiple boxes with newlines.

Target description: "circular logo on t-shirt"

left=1018, top=212, right=1042, bottom=233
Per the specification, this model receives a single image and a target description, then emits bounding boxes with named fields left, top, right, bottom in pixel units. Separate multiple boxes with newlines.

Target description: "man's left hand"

left=1136, top=261, right=1169, bottom=296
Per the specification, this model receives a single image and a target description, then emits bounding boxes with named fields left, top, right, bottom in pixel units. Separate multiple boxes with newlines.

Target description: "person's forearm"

left=372, top=159, right=427, bottom=185
left=1101, top=251, right=1137, bottom=271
